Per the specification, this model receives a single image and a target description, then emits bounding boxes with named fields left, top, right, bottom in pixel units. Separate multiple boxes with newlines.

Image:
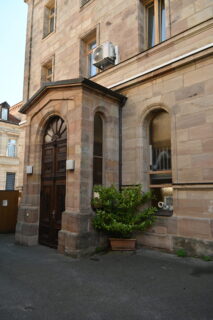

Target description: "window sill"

left=149, top=170, right=172, bottom=175
left=5, top=156, right=18, bottom=159
left=80, top=0, right=95, bottom=10
left=42, top=30, right=56, bottom=41
left=156, top=209, right=173, bottom=217
left=150, top=184, right=172, bottom=188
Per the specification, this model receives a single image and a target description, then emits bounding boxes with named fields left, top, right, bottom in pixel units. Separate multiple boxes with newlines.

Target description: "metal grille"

left=150, top=146, right=171, bottom=171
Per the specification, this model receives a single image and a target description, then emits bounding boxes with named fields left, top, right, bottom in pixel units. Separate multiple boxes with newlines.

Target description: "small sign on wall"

left=2, top=200, right=8, bottom=207
left=26, top=166, right=33, bottom=174
left=66, top=160, right=75, bottom=171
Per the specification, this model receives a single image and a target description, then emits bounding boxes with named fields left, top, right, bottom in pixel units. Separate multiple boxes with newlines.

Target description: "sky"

left=0, top=1, right=27, bottom=106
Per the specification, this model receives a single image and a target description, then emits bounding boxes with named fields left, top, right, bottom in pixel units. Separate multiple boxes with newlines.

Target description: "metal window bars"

left=150, top=145, right=171, bottom=171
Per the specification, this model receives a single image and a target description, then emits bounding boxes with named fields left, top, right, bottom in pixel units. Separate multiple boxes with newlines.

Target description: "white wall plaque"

left=26, top=166, right=33, bottom=174
left=66, top=160, right=75, bottom=171
left=2, top=200, right=8, bottom=207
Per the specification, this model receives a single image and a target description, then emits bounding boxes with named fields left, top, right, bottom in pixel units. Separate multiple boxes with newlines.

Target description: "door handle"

left=52, top=210, right=55, bottom=217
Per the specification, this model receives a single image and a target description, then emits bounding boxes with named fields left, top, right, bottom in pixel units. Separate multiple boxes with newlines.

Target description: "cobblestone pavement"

left=0, top=234, right=213, bottom=320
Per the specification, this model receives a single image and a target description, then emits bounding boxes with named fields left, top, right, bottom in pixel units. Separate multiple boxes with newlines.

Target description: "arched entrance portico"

left=15, top=79, right=125, bottom=256
left=39, top=116, right=67, bottom=248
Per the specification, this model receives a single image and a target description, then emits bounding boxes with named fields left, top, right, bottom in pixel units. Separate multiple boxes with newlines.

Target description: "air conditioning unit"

left=93, top=42, right=116, bottom=69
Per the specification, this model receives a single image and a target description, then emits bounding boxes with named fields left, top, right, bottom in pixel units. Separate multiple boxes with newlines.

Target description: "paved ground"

left=0, top=234, right=213, bottom=320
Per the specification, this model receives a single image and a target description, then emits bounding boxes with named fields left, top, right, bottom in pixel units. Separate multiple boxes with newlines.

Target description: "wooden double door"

left=39, top=117, right=67, bottom=248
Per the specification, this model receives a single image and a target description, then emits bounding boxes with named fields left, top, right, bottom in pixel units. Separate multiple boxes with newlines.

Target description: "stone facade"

left=15, top=80, right=125, bottom=255
left=16, top=0, right=213, bottom=256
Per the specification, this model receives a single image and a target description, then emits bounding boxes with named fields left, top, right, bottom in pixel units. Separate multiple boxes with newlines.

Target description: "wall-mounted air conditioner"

left=93, top=42, right=117, bottom=69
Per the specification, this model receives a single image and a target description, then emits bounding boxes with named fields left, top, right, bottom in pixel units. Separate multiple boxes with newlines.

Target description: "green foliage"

left=92, top=185, right=157, bottom=238
left=176, top=248, right=187, bottom=258
left=94, top=246, right=107, bottom=254
left=201, top=255, right=212, bottom=262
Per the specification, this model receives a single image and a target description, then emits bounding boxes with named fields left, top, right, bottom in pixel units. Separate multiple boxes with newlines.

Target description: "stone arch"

left=136, top=103, right=172, bottom=190
left=39, top=114, right=67, bottom=248
left=93, top=112, right=104, bottom=186
left=92, top=105, right=110, bottom=123
left=92, top=106, right=111, bottom=187
left=24, top=110, right=68, bottom=203
left=34, top=109, right=68, bottom=147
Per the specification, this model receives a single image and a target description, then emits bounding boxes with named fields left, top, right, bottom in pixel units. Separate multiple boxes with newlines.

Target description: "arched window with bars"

left=149, top=110, right=173, bottom=215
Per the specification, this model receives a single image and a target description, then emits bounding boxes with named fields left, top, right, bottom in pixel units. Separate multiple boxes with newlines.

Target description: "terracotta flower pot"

left=109, top=238, right=136, bottom=251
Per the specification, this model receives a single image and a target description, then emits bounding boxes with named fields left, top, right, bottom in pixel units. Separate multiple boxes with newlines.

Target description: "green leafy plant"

left=201, top=255, right=212, bottom=262
left=92, top=185, right=157, bottom=239
left=176, top=248, right=187, bottom=257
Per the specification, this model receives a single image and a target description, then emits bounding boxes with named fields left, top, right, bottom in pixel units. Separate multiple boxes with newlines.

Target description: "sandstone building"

left=16, top=0, right=213, bottom=256
left=0, top=102, right=25, bottom=192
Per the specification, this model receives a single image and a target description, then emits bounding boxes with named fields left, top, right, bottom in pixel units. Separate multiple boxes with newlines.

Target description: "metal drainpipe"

left=118, top=97, right=127, bottom=191
left=26, top=0, right=34, bottom=101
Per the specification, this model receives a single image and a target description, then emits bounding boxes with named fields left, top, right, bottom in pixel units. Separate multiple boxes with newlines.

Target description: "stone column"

left=58, top=93, right=95, bottom=256
left=58, top=90, right=121, bottom=257
left=15, top=120, right=40, bottom=246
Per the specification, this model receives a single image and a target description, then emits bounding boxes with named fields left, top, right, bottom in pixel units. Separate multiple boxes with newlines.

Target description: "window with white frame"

left=81, top=30, right=97, bottom=78
left=1, top=107, right=9, bottom=121
left=7, top=139, right=17, bottom=157
left=87, top=39, right=97, bottom=77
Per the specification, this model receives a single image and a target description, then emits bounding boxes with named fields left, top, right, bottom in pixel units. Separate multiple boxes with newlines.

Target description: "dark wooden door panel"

left=40, top=185, right=53, bottom=223
left=0, top=191, right=19, bottom=233
left=39, top=117, right=67, bottom=248
left=55, top=183, right=66, bottom=227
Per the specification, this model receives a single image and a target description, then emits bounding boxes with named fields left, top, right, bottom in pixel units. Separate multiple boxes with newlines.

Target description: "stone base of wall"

left=15, top=205, right=39, bottom=246
left=136, top=233, right=173, bottom=251
left=15, top=206, right=213, bottom=257
left=57, top=210, right=108, bottom=257
left=136, top=232, right=213, bottom=257
left=173, top=236, right=213, bottom=257
left=15, top=205, right=109, bottom=256
left=15, top=223, right=38, bottom=246
left=135, top=215, right=213, bottom=257
left=58, top=229, right=108, bottom=258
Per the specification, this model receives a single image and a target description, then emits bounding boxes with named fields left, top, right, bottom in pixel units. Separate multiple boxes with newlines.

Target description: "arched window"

left=93, top=113, right=103, bottom=186
left=149, top=110, right=173, bottom=215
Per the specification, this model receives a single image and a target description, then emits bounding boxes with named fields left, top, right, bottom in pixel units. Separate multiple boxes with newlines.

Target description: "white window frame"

left=1, top=107, right=9, bottom=121
left=6, top=139, right=17, bottom=158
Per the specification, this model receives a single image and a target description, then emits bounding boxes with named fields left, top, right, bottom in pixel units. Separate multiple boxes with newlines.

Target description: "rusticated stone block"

left=154, top=217, right=178, bottom=235
left=176, top=109, right=205, bottom=130
left=16, top=221, right=39, bottom=237
left=136, top=233, right=172, bottom=251
left=178, top=218, right=211, bottom=239
left=58, top=229, right=99, bottom=257
left=61, top=211, right=93, bottom=234
left=24, top=208, right=39, bottom=224
left=175, top=83, right=205, bottom=103
left=211, top=220, right=213, bottom=238
left=172, top=236, right=213, bottom=256
left=15, top=233, right=38, bottom=246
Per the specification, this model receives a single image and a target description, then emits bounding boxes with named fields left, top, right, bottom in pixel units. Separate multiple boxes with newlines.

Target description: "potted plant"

left=92, top=185, right=157, bottom=250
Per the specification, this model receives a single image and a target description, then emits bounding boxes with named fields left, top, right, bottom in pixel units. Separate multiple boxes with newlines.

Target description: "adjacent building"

left=0, top=101, right=25, bottom=192
left=16, top=0, right=213, bottom=256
